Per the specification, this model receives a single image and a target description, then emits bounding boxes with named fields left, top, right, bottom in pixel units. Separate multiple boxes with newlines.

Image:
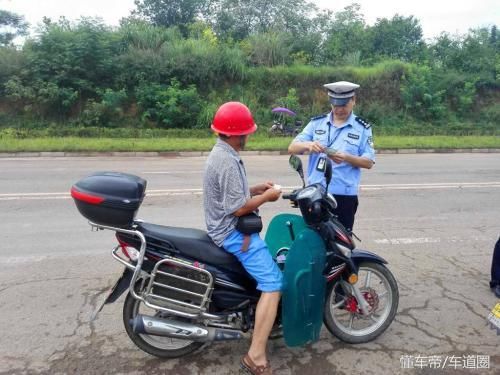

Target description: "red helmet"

left=211, top=102, right=257, bottom=136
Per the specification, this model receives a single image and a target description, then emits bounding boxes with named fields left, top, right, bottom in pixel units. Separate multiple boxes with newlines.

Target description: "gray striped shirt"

left=203, top=139, right=250, bottom=246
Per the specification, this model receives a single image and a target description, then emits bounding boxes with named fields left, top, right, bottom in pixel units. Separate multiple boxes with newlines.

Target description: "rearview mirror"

left=289, top=155, right=305, bottom=187
left=289, top=155, right=302, bottom=172
left=324, top=158, right=332, bottom=190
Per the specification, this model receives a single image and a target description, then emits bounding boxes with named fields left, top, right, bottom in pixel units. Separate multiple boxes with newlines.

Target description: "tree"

left=322, top=3, right=370, bottom=65
left=0, top=46, right=25, bottom=94
left=243, top=31, right=292, bottom=67
left=0, top=9, right=28, bottom=46
left=133, top=0, right=207, bottom=33
left=205, top=0, right=317, bottom=41
left=429, top=32, right=463, bottom=69
left=119, top=19, right=182, bottom=51
left=461, top=27, right=498, bottom=81
left=369, top=15, right=425, bottom=62
left=430, top=27, right=499, bottom=81
left=6, top=17, right=122, bottom=118
left=27, top=18, right=119, bottom=93
left=490, top=25, right=498, bottom=48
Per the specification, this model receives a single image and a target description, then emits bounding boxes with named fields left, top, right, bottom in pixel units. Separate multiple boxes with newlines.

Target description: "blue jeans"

left=223, top=230, right=283, bottom=292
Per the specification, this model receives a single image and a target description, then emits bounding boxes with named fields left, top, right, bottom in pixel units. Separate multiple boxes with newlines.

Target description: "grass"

left=0, top=135, right=499, bottom=152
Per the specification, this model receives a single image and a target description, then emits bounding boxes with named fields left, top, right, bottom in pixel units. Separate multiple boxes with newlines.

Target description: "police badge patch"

left=368, top=136, right=374, bottom=148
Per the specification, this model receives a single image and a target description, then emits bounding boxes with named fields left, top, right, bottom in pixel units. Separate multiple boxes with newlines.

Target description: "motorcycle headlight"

left=297, top=186, right=316, bottom=199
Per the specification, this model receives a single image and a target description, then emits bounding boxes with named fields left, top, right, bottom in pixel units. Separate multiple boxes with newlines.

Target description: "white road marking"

left=0, top=249, right=107, bottom=265
left=143, top=171, right=201, bottom=174
left=374, top=236, right=492, bottom=245
left=362, top=182, right=500, bottom=190
left=375, top=237, right=441, bottom=245
left=1, top=181, right=500, bottom=201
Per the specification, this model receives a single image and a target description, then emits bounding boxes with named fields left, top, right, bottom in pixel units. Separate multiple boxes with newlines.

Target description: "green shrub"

left=478, top=104, right=500, bottom=124
left=81, top=89, right=128, bottom=126
left=160, top=38, right=246, bottom=85
left=135, top=79, right=203, bottom=128
left=273, top=88, right=301, bottom=112
left=400, top=65, right=447, bottom=120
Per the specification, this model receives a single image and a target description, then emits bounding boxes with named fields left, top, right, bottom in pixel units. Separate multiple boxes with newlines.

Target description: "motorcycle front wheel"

left=323, top=261, right=399, bottom=344
left=123, top=290, right=204, bottom=358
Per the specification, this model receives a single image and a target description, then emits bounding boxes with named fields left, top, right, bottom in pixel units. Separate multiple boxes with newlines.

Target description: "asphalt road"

left=0, top=153, right=499, bottom=374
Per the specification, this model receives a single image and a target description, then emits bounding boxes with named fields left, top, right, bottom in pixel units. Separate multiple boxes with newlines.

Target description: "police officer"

left=288, top=81, right=375, bottom=232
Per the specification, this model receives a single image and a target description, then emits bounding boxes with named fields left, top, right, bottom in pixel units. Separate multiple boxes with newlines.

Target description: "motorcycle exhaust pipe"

left=130, top=314, right=244, bottom=342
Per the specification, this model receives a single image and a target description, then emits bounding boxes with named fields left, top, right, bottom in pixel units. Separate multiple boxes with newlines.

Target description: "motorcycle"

left=70, top=156, right=398, bottom=358
left=268, top=107, right=303, bottom=137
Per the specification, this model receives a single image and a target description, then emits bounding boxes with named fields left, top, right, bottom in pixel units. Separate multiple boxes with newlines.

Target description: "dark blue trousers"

left=332, top=194, right=359, bottom=233
left=491, top=236, right=500, bottom=288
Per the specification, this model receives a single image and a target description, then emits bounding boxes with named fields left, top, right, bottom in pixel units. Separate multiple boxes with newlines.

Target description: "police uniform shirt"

left=293, top=112, right=375, bottom=196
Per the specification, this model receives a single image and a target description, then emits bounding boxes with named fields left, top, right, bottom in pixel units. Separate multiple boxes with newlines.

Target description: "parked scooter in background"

left=268, top=107, right=303, bottom=136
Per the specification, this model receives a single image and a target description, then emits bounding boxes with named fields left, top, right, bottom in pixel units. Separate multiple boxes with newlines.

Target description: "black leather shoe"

left=494, top=285, right=500, bottom=298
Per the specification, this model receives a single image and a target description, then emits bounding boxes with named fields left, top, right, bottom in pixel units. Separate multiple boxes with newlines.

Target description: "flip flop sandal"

left=240, top=354, right=272, bottom=375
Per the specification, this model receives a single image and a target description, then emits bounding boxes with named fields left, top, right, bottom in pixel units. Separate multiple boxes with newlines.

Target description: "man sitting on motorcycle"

left=203, top=101, right=283, bottom=375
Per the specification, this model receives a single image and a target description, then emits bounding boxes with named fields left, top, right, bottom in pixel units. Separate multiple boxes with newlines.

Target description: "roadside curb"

left=1, top=148, right=500, bottom=158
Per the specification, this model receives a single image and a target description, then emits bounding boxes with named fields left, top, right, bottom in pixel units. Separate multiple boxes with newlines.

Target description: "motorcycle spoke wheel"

left=123, top=288, right=204, bottom=358
left=324, top=262, right=399, bottom=344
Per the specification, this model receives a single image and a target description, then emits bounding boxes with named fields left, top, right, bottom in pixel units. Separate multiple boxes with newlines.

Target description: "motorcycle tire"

left=122, top=288, right=204, bottom=358
left=323, top=261, right=399, bottom=344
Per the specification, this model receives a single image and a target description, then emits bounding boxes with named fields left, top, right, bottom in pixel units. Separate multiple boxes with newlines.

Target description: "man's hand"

left=308, top=141, right=325, bottom=154
left=263, top=187, right=282, bottom=202
left=251, top=181, right=274, bottom=196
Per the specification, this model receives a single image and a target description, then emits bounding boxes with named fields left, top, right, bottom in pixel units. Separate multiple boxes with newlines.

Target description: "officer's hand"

left=263, top=187, right=282, bottom=202
left=308, top=141, right=325, bottom=154
left=331, top=151, right=347, bottom=164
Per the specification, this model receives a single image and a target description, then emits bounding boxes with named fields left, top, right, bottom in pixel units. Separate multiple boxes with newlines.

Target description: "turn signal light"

left=348, top=274, right=358, bottom=284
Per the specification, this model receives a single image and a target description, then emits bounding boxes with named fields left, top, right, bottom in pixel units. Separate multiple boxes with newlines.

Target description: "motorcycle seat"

left=137, top=222, right=243, bottom=269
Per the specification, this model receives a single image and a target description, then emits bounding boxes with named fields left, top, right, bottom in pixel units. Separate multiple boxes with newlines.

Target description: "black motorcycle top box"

left=71, top=172, right=147, bottom=228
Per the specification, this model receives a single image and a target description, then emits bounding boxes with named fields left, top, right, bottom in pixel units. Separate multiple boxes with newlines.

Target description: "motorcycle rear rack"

left=89, top=221, right=222, bottom=321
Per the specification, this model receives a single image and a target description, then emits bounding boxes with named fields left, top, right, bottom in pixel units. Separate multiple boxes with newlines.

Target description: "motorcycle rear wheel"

left=323, top=261, right=398, bottom=344
left=123, top=291, right=204, bottom=358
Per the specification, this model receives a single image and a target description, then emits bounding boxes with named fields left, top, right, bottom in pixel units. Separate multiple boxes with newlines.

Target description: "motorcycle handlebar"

left=283, top=188, right=301, bottom=200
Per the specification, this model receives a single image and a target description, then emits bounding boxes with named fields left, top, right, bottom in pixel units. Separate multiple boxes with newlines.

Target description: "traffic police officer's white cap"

left=324, top=81, right=360, bottom=105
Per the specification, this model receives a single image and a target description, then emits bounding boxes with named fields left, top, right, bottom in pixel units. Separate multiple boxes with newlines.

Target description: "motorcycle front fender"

left=351, top=249, right=388, bottom=265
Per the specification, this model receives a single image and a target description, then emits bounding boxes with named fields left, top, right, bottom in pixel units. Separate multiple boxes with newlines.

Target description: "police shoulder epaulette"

left=311, top=113, right=328, bottom=121
left=355, top=116, right=372, bottom=129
